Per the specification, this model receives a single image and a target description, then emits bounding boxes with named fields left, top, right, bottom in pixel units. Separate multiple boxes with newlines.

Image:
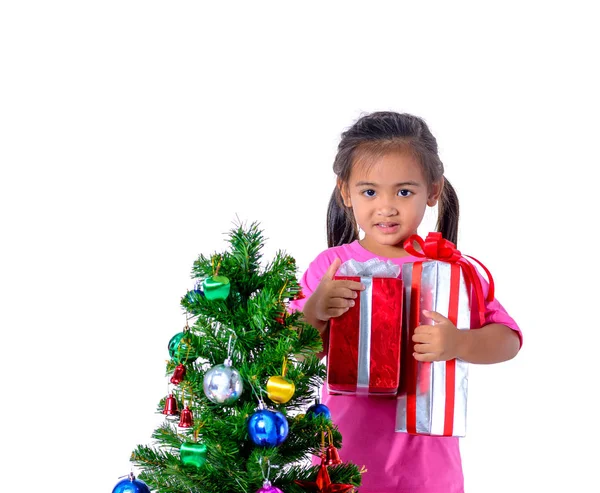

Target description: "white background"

left=1, top=1, right=598, bottom=491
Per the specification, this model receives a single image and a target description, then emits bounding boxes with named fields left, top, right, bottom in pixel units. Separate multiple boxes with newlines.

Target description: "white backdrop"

left=1, top=2, right=598, bottom=492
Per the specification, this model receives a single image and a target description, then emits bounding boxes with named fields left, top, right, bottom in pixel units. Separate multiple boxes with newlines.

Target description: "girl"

left=290, top=112, right=522, bottom=493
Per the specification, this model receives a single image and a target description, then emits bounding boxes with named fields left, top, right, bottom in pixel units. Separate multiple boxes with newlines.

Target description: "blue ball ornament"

left=112, top=473, right=151, bottom=493
left=306, top=401, right=331, bottom=420
left=247, top=409, right=289, bottom=447
left=185, top=288, right=205, bottom=304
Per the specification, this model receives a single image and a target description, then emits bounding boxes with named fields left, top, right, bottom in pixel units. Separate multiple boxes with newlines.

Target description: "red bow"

left=403, top=232, right=495, bottom=324
left=404, top=231, right=462, bottom=263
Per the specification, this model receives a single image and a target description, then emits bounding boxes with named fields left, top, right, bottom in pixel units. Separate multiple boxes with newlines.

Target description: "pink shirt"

left=289, top=240, right=521, bottom=493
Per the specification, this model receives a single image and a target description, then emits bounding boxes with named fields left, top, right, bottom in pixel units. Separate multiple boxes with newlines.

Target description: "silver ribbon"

left=357, top=276, right=372, bottom=395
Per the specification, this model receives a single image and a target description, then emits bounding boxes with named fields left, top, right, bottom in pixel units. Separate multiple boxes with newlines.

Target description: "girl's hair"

left=326, top=111, right=459, bottom=248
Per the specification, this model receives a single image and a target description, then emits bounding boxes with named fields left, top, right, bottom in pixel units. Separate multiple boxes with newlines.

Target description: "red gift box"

left=327, top=274, right=403, bottom=395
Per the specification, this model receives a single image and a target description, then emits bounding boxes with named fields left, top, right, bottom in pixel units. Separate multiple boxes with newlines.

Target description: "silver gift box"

left=395, top=260, right=471, bottom=437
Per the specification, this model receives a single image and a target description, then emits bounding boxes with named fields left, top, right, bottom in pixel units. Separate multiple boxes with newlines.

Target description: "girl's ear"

left=427, top=178, right=444, bottom=207
left=338, top=179, right=352, bottom=208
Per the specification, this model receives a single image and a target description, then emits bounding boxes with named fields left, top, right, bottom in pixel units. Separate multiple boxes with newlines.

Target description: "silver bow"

left=337, top=258, right=400, bottom=278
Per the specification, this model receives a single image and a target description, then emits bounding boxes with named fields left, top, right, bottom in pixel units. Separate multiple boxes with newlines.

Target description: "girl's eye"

left=362, top=189, right=376, bottom=197
left=398, top=189, right=413, bottom=197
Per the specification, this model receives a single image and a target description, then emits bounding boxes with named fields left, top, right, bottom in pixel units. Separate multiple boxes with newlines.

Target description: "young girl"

left=290, top=112, right=522, bottom=493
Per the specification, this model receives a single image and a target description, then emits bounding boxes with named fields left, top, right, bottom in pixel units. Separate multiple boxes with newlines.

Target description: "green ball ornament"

left=202, top=275, right=231, bottom=300
left=168, top=332, right=200, bottom=364
left=180, top=441, right=207, bottom=468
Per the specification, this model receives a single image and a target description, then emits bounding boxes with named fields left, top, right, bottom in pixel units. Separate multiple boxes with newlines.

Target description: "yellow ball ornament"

left=266, top=375, right=295, bottom=404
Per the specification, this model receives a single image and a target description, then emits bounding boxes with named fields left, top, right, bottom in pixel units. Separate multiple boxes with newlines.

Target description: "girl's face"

left=340, top=150, right=442, bottom=258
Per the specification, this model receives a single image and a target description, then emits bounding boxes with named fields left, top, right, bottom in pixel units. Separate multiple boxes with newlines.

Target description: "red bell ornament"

left=170, top=364, right=186, bottom=385
left=178, top=405, right=194, bottom=428
left=162, top=394, right=179, bottom=416
left=323, top=428, right=343, bottom=466
left=325, top=444, right=342, bottom=466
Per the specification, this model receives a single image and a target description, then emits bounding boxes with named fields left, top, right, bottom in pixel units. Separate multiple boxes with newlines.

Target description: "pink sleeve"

left=472, top=260, right=523, bottom=348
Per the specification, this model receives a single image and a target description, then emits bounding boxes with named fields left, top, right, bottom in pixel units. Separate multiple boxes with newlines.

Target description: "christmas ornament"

left=325, top=444, right=342, bottom=466
left=275, top=282, right=288, bottom=323
left=203, top=256, right=230, bottom=300
left=162, top=394, right=179, bottom=417
left=112, top=472, right=151, bottom=493
left=178, top=405, right=193, bottom=428
left=324, top=430, right=342, bottom=466
left=256, top=481, right=284, bottom=493
left=203, top=360, right=243, bottom=405
left=256, top=456, right=284, bottom=493
left=266, top=376, right=294, bottom=403
left=266, top=358, right=295, bottom=404
left=185, top=285, right=205, bottom=304
left=306, top=399, right=331, bottom=420
left=274, top=304, right=286, bottom=324
left=168, top=329, right=200, bottom=364
left=170, top=364, right=186, bottom=385
left=294, top=456, right=354, bottom=493
left=180, top=441, right=207, bottom=468
left=203, top=275, right=230, bottom=300
left=203, top=329, right=243, bottom=404
left=248, top=407, right=289, bottom=447
left=293, top=288, right=305, bottom=300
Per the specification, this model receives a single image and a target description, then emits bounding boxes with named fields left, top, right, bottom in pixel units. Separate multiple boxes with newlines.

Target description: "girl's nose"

left=377, top=201, right=398, bottom=217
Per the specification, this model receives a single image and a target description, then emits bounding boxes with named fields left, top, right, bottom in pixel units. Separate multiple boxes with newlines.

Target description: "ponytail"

left=326, top=187, right=358, bottom=248
left=436, top=178, right=459, bottom=245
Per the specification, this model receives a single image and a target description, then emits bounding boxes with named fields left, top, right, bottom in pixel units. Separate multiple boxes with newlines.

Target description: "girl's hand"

left=305, top=257, right=365, bottom=324
left=412, top=310, right=468, bottom=362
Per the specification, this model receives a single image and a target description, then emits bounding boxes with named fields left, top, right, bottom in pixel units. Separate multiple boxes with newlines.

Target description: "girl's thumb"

left=325, top=257, right=341, bottom=280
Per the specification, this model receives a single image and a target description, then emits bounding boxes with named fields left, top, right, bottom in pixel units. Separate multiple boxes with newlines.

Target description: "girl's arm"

left=433, top=263, right=522, bottom=364
left=301, top=294, right=328, bottom=333
left=413, top=310, right=522, bottom=364
left=457, top=322, right=521, bottom=364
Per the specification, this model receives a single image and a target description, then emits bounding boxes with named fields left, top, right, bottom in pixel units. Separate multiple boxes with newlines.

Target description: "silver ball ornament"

left=203, top=360, right=243, bottom=405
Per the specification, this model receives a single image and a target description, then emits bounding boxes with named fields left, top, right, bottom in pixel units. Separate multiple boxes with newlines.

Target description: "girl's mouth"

left=375, top=223, right=399, bottom=233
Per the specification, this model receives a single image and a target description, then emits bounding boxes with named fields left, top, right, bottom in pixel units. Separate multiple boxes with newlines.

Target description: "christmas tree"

left=130, top=221, right=362, bottom=492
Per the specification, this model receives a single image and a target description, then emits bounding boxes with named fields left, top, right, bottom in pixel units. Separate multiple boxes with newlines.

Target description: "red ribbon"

left=404, top=232, right=462, bottom=263
left=404, top=232, right=494, bottom=435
